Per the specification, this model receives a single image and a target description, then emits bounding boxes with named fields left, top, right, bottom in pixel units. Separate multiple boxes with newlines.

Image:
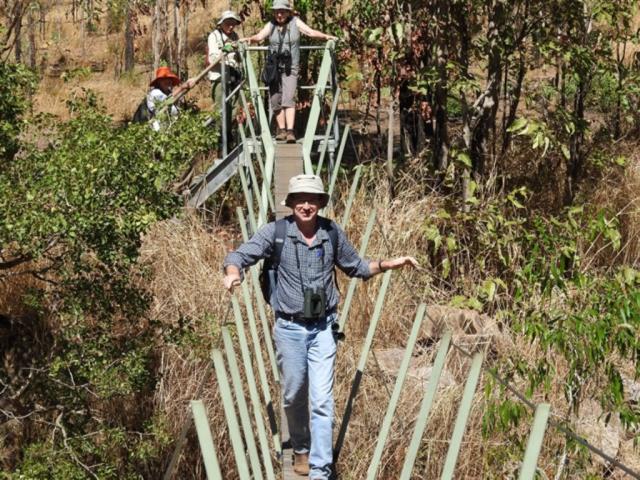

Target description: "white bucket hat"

left=217, top=10, right=241, bottom=26
left=282, top=174, right=329, bottom=208
left=271, top=0, right=293, bottom=11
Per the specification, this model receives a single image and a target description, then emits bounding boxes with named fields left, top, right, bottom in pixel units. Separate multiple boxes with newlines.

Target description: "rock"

left=420, top=305, right=510, bottom=359
left=373, top=347, right=457, bottom=390
left=621, top=374, right=640, bottom=403
left=612, top=439, right=640, bottom=479
left=423, top=305, right=499, bottom=338
left=574, top=399, right=622, bottom=468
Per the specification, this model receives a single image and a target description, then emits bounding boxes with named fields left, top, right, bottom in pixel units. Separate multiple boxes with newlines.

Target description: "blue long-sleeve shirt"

left=224, top=216, right=372, bottom=314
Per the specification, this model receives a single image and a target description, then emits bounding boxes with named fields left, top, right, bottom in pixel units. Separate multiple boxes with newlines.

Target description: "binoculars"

left=303, top=286, right=326, bottom=319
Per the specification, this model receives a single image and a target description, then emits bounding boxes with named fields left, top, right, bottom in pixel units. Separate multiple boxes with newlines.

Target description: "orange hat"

left=150, top=66, right=180, bottom=87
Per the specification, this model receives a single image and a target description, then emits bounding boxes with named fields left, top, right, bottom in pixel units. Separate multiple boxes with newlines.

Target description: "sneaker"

left=286, top=129, right=296, bottom=143
left=275, top=128, right=286, bottom=141
left=293, top=452, right=310, bottom=476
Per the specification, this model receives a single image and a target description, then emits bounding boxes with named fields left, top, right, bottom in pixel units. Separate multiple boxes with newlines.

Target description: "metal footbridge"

left=161, top=41, right=640, bottom=480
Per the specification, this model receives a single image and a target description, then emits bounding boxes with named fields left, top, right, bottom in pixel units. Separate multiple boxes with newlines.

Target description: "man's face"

left=289, top=193, right=322, bottom=225
left=221, top=19, right=238, bottom=35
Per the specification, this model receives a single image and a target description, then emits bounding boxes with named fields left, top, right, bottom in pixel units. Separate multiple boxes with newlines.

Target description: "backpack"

left=132, top=97, right=153, bottom=123
left=260, top=217, right=339, bottom=306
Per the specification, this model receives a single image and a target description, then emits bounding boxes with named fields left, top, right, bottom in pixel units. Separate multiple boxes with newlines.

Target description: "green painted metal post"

left=440, top=352, right=483, bottom=480
left=239, top=89, right=266, bottom=183
left=231, top=295, right=282, bottom=457
left=240, top=280, right=277, bottom=411
left=239, top=274, right=281, bottom=462
left=399, top=332, right=452, bottom=480
left=334, top=270, right=392, bottom=462
left=221, top=328, right=266, bottom=480
left=518, top=403, right=551, bottom=480
left=211, top=348, right=252, bottom=480
left=340, top=162, right=362, bottom=229
left=338, top=210, right=376, bottom=332
left=236, top=208, right=280, bottom=385
left=242, top=45, right=274, bottom=226
left=302, top=40, right=335, bottom=174
left=238, top=166, right=258, bottom=234
left=190, top=400, right=223, bottom=480
left=327, top=123, right=350, bottom=201
left=315, top=87, right=341, bottom=176
left=367, top=304, right=427, bottom=479
left=240, top=126, right=271, bottom=223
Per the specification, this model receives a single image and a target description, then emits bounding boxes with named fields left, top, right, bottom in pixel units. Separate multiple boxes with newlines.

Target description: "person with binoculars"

left=240, top=0, right=337, bottom=144
left=223, top=175, right=418, bottom=479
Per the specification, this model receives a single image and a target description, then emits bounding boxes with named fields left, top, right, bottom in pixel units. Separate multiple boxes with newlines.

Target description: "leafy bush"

left=0, top=80, right=216, bottom=476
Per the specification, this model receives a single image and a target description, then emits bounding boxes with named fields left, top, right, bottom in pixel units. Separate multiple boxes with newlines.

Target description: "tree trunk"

left=124, top=2, right=135, bottom=72
left=14, top=2, right=23, bottom=63
left=170, top=0, right=178, bottom=71
left=470, top=1, right=504, bottom=177
left=565, top=76, right=587, bottom=204
left=27, top=4, right=36, bottom=69
left=177, top=0, right=189, bottom=78
left=501, top=52, right=526, bottom=154
left=432, top=0, right=450, bottom=176
left=152, top=0, right=167, bottom=71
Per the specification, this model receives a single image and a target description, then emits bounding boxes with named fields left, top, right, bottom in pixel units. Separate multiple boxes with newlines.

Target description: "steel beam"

left=211, top=348, right=251, bottom=480
left=190, top=400, right=223, bottom=480
left=337, top=210, right=377, bottom=332
left=518, top=403, right=551, bottom=480
left=236, top=208, right=280, bottom=385
left=399, top=332, right=452, bottom=479
left=367, top=304, right=427, bottom=479
left=302, top=40, right=335, bottom=174
left=440, top=352, right=484, bottom=480
left=231, top=295, right=282, bottom=458
left=334, top=270, right=392, bottom=462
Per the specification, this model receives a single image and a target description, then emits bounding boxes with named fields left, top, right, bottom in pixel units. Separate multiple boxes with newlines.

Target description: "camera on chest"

left=277, top=50, right=292, bottom=75
left=303, top=286, right=326, bottom=319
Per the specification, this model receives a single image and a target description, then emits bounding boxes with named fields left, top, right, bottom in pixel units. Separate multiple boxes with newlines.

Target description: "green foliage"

left=0, top=62, right=37, bottom=162
left=0, top=71, right=216, bottom=475
left=421, top=183, right=640, bottom=445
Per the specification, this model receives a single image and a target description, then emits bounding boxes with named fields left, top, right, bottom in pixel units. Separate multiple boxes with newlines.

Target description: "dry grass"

left=28, top=0, right=243, bottom=120
left=136, top=162, right=640, bottom=478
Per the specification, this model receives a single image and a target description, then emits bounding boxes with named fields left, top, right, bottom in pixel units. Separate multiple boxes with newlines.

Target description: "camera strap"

left=293, top=239, right=328, bottom=296
left=273, top=21, right=288, bottom=60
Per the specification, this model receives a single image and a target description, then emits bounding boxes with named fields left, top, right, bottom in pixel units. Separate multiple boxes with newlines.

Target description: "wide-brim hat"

left=282, top=174, right=330, bottom=208
left=271, top=0, right=293, bottom=11
left=217, top=10, right=241, bottom=26
left=150, top=66, right=180, bottom=87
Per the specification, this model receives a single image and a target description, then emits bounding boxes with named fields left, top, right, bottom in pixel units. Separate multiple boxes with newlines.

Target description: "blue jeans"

left=274, top=314, right=337, bottom=480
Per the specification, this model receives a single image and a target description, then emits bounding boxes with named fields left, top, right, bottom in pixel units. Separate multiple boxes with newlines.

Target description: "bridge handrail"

left=302, top=40, right=337, bottom=174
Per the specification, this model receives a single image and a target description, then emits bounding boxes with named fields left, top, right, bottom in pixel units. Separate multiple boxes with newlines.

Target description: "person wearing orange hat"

left=146, top=66, right=195, bottom=131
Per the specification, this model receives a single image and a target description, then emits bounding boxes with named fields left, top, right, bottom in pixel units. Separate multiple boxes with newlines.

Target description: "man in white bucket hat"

left=223, top=174, right=417, bottom=479
left=208, top=10, right=243, bottom=151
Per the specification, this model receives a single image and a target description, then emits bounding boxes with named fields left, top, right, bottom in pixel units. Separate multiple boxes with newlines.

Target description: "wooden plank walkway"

left=274, top=142, right=304, bottom=220
left=273, top=140, right=303, bottom=479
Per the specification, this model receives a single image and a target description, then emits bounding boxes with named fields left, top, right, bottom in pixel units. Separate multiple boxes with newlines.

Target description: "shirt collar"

left=286, top=216, right=329, bottom=246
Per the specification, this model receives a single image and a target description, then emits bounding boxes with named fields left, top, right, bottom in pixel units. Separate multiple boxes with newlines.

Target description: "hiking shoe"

left=293, top=452, right=310, bottom=476
left=286, top=129, right=296, bottom=143
left=275, top=128, right=287, bottom=141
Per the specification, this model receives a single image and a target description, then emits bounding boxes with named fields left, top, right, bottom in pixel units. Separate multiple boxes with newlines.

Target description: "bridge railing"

left=189, top=41, right=344, bottom=219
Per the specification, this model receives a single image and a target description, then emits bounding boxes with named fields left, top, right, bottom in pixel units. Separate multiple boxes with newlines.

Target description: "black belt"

left=276, top=307, right=337, bottom=323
